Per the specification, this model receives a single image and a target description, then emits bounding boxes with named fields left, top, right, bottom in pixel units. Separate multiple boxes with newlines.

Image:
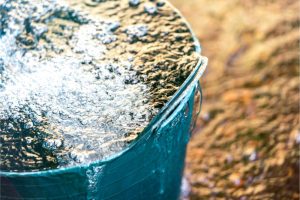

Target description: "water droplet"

left=184, top=103, right=189, bottom=117
left=144, top=3, right=158, bottom=15
left=296, top=130, right=300, bottom=144
left=125, top=24, right=148, bottom=41
left=249, top=151, right=257, bottom=161
left=180, top=177, right=191, bottom=199
left=43, top=139, right=63, bottom=151
left=128, top=0, right=140, bottom=7
left=156, top=1, right=165, bottom=7
left=107, top=21, right=120, bottom=32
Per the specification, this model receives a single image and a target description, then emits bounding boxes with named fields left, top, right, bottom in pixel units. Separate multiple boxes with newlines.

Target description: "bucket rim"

left=0, top=0, right=207, bottom=177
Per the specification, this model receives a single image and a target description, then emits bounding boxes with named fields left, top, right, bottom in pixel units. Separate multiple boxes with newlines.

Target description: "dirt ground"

left=169, top=0, right=300, bottom=199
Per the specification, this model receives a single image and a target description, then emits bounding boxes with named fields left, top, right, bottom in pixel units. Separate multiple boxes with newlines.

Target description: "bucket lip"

left=0, top=0, right=206, bottom=177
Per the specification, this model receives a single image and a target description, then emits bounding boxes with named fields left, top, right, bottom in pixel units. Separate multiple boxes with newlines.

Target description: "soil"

left=169, top=0, right=300, bottom=199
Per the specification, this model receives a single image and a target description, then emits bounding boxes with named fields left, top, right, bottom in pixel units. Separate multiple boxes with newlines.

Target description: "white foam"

left=0, top=0, right=157, bottom=166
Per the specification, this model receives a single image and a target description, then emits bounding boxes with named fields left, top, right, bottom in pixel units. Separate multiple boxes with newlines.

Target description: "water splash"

left=0, top=0, right=157, bottom=171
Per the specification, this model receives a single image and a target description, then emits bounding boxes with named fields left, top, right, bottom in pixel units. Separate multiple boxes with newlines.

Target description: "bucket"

left=0, top=2, right=208, bottom=200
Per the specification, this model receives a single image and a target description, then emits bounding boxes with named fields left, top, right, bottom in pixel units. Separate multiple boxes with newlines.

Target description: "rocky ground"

left=169, top=0, right=300, bottom=199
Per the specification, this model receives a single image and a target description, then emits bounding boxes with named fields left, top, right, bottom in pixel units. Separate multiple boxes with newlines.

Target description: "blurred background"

left=169, top=0, right=300, bottom=199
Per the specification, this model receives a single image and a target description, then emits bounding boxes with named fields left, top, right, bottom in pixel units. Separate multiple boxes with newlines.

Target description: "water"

left=0, top=0, right=199, bottom=171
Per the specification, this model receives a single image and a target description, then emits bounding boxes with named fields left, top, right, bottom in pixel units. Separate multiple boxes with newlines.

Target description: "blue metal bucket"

left=0, top=2, right=208, bottom=200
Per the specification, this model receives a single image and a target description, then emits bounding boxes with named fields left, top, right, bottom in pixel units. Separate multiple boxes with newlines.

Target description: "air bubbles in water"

left=0, top=0, right=157, bottom=171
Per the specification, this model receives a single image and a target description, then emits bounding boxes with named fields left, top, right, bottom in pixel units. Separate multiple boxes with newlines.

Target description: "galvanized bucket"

left=0, top=3, right=207, bottom=200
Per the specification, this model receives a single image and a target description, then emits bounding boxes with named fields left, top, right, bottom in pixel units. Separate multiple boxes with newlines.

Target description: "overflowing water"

left=0, top=0, right=198, bottom=171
